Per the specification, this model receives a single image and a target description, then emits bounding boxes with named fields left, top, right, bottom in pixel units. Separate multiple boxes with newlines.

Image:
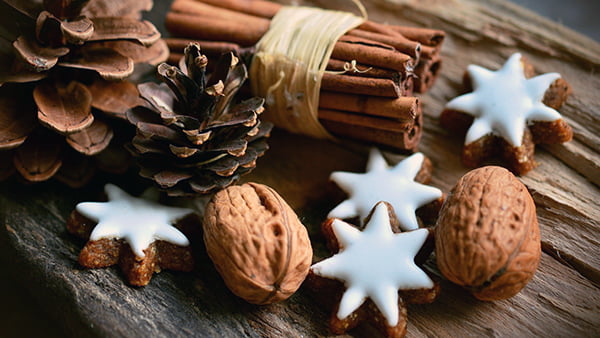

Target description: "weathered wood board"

left=1, top=0, right=599, bottom=337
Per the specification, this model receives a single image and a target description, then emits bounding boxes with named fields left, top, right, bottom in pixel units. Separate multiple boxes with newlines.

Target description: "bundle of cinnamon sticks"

left=164, top=0, right=445, bottom=152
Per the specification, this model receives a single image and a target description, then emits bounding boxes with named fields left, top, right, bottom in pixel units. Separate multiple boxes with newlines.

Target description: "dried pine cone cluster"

left=0, top=0, right=168, bottom=186
left=128, top=43, right=273, bottom=196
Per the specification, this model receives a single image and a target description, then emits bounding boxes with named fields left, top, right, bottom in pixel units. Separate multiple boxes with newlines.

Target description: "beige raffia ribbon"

left=249, top=6, right=365, bottom=139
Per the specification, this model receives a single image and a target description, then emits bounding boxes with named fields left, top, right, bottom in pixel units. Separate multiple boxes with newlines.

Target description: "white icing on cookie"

left=76, top=184, right=193, bottom=258
left=329, top=149, right=442, bottom=231
left=446, top=52, right=562, bottom=147
left=311, top=203, right=433, bottom=326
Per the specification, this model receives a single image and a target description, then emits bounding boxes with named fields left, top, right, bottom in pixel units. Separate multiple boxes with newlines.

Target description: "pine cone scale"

left=33, top=79, right=94, bottom=134
left=0, top=85, right=37, bottom=149
left=153, top=170, right=193, bottom=188
left=13, top=130, right=63, bottom=182
left=157, top=64, right=201, bottom=116
left=87, top=78, right=143, bottom=118
left=205, top=110, right=257, bottom=130
left=93, top=39, right=169, bottom=65
left=66, top=119, right=114, bottom=155
left=58, top=45, right=135, bottom=80
left=131, top=137, right=168, bottom=156
left=249, top=122, right=274, bottom=142
left=135, top=121, right=189, bottom=145
left=61, top=16, right=95, bottom=44
left=89, top=18, right=160, bottom=46
left=169, top=144, right=199, bottom=158
left=13, top=36, right=69, bottom=71
left=36, top=11, right=67, bottom=46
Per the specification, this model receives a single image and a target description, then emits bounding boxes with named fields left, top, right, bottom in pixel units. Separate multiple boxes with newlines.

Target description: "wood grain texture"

left=1, top=0, right=599, bottom=337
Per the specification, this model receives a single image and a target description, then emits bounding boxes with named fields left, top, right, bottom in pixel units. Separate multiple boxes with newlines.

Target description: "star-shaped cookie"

left=67, top=184, right=197, bottom=286
left=329, top=148, right=442, bottom=230
left=310, top=202, right=439, bottom=337
left=441, top=52, right=572, bottom=175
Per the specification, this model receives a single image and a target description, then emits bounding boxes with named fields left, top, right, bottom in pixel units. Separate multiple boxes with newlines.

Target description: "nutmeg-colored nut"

left=435, top=166, right=540, bottom=300
left=203, top=182, right=312, bottom=304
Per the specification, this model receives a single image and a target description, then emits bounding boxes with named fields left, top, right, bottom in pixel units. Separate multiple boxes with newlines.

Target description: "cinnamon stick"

left=326, top=58, right=414, bottom=95
left=326, top=58, right=398, bottom=79
left=332, top=37, right=412, bottom=73
left=321, top=73, right=400, bottom=97
left=165, top=12, right=267, bottom=47
left=347, top=28, right=437, bottom=59
left=386, top=25, right=446, bottom=47
left=357, top=20, right=400, bottom=37
left=319, top=108, right=422, bottom=152
left=189, top=0, right=281, bottom=19
left=336, top=34, right=397, bottom=51
left=413, top=55, right=442, bottom=93
left=319, top=91, right=418, bottom=124
left=171, top=0, right=269, bottom=29
left=319, top=109, right=411, bottom=133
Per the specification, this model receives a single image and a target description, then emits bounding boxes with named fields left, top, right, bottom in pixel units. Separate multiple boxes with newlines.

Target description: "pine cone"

left=128, top=43, right=273, bottom=196
left=0, top=0, right=168, bottom=186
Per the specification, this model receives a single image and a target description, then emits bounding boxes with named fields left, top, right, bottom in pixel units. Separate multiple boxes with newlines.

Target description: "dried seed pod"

left=435, top=166, right=541, bottom=300
left=128, top=43, right=273, bottom=196
left=203, top=182, right=312, bottom=304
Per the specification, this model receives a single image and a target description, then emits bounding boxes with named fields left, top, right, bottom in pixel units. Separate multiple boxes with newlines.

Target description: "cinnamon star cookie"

left=310, top=202, right=439, bottom=337
left=441, top=52, right=572, bottom=175
left=329, top=148, right=442, bottom=230
left=67, top=184, right=196, bottom=286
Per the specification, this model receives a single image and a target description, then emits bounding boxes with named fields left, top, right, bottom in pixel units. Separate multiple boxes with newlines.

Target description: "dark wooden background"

left=0, top=0, right=600, bottom=337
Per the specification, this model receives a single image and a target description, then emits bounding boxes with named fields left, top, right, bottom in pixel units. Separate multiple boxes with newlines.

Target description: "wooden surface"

left=1, top=0, right=599, bottom=337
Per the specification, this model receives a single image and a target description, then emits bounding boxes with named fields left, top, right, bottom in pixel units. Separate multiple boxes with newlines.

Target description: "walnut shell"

left=203, top=182, right=312, bottom=304
left=435, top=166, right=540, bottom=300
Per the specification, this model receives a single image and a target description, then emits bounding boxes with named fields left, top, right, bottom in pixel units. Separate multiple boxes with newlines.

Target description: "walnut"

left=435, top=166, right=541, bottom=300
left=203, top=182, right=312, bottom=304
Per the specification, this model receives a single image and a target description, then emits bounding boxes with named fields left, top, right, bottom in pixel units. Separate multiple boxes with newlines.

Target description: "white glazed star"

left=446, top=52, right=562, bottom=147
left=76, top=184, right=193, bottom=258
left=311, top=203, right=433, bottom=326
left=329, top=149, right=442, bottom=231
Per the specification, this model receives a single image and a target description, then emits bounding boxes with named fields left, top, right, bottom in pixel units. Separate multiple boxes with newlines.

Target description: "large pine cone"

left=128, top=43, right=273, bottom=196
left=0, top=0, right=167, bottom=186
